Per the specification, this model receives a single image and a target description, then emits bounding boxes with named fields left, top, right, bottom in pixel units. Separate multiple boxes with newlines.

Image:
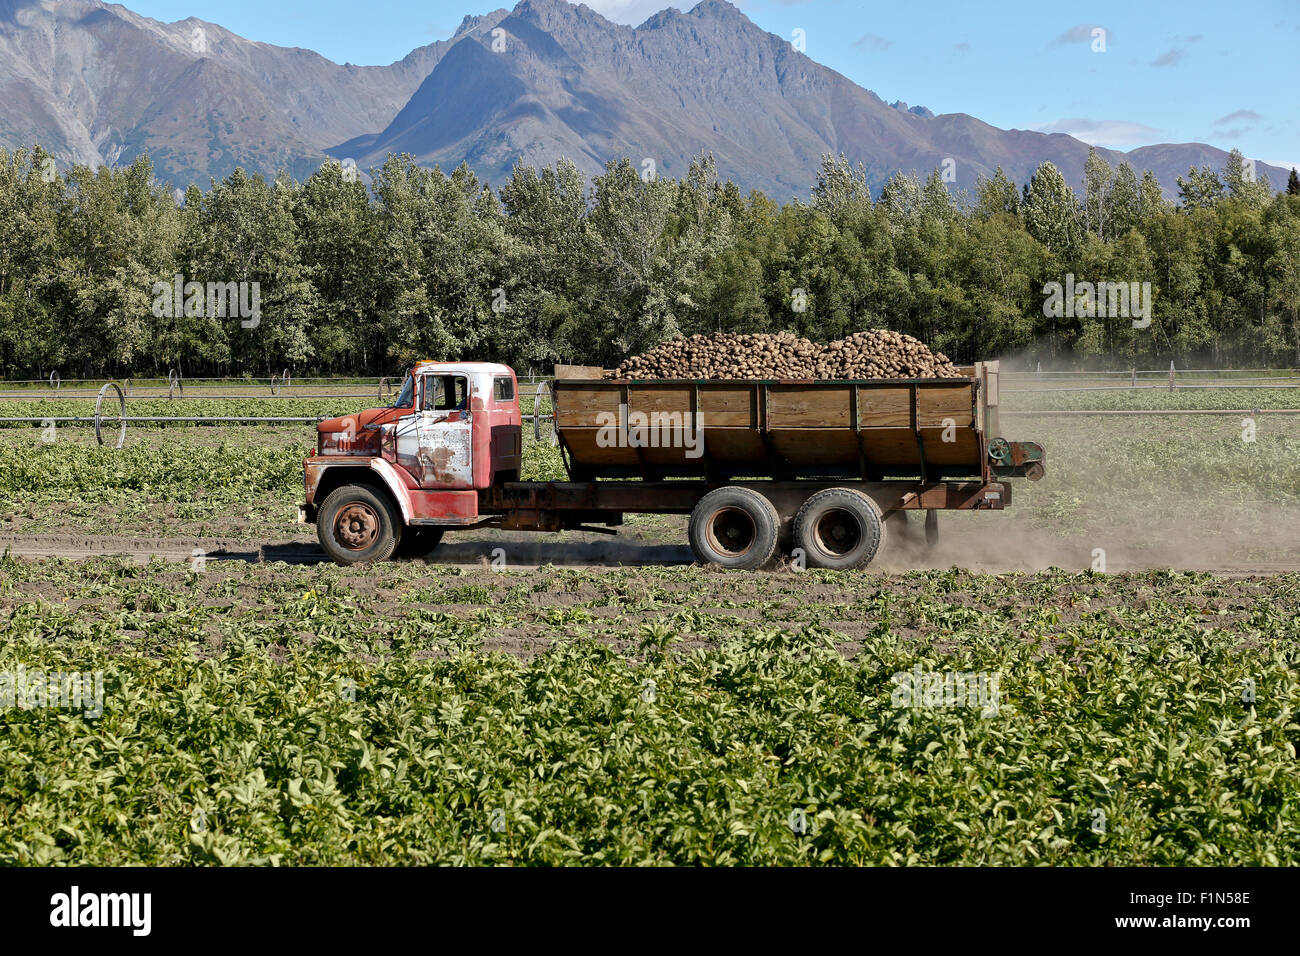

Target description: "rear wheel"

left=688, top=486, right=779, bottom=570
left=396, top=526, right=445, bottom=558
left=317, top=484, right=402, bottom=565
left=793, top=487, right=886, bottom=570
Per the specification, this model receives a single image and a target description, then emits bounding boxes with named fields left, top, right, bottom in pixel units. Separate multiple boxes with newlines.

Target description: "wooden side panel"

left=915, top=386, right=974, bottom=427
left=553, top=377, right=986, bottom=475
left=702, top=428, right=767, bottom=463
left=920, top=428, right=981, bottom=465
left=856, top=388, right=912, bottom=428
left=559, top=428, right=631, bottom=466
left=767, top=385, right=854, bottom=427
left=699, top=385, right=756, bottom=427
left=628, top=387, right=690, bottom=416
left=844, top=429, right=921, bottom=466
left=769, top=429, right=860, bottom=464
left=554, top=384, right=620, bottom=427
left=980, top=360, right=1000, bottom=437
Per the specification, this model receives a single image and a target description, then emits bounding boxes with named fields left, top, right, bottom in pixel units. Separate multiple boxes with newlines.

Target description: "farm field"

left=2, top=382, right=1299, bottom=866
left=1, top=388, right=1299, bottom=570
left=2, top=557, right=1298, bottom=865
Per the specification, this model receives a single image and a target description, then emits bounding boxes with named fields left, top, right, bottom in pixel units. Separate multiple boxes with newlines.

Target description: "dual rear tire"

left=687, top=485, right=886, bottom=571
left=688, top=487, right=781, bottom=571
left=792, top=487, right=887, bottom=570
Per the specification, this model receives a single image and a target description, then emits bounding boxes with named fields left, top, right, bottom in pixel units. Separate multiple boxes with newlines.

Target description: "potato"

left=606, top=329, right=962, bottom=381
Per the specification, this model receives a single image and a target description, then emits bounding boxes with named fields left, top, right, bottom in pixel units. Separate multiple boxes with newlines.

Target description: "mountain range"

left=0, top=0, right=1288, bottom=198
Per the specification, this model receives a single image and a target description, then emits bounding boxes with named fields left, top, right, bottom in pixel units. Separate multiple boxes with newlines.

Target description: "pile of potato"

left=816, top=329, right=960, bottom=379
left=606, top=329, right=961, bottom=380
left=607, top=332, right=820, bottom=380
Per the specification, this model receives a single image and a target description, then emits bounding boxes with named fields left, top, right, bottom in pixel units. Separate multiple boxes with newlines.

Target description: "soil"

left=2, top=512, right=1297, bottom=575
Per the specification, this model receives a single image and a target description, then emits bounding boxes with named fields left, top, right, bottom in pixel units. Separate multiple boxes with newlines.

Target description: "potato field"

left=1, top=375, right=1298, bottom=865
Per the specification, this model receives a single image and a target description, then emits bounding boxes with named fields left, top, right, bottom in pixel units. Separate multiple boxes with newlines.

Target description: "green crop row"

left=1, top=559, right=1296, bottom=865
left=0, top=393, right=549, bottom=426
left=1001, top=386, right=1300, bottom=411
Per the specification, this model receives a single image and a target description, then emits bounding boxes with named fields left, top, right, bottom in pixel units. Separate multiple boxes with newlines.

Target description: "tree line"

left=1, top=143, right=1298, bottom=380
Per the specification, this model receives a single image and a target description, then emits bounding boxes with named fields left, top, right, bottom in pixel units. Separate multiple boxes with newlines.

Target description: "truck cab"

left=303, top=361, right=521, bottom=563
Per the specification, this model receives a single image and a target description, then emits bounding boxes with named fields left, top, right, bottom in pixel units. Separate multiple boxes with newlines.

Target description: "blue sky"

left=122, top=0, right=1299, bottom=170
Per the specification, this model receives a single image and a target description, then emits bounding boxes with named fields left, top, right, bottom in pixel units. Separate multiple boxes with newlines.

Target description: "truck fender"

left=366, top=458, right=417, bottom=525
left=306, top=457, right=416, bottom=526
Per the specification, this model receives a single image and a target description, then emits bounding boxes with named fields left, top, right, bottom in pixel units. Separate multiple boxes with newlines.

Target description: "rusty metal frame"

left=481, top=479, right=1011, bottom=517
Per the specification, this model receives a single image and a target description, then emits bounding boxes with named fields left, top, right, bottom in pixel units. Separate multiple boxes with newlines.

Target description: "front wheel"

left=688, top=486, right=779, bottom=570
left=317, top=484, right=402, bottom=565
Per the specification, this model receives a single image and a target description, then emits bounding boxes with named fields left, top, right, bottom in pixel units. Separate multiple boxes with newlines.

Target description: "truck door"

left=395, top=373, right=474, bottom=488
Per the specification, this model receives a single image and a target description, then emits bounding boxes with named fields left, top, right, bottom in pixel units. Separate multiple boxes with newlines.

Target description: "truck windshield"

left=391, top=374, right=414, bottom=408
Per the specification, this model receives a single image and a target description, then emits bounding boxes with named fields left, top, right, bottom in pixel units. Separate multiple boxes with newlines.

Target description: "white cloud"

left=1260, top=159, right=1300, bottom=172
left=1214, top=109, right=1262, bottom=126
left=1035, top=118, right=1166, bottom=147
left=1053, top=24, right=1112, bottom=45
left=579, top=1, right=687, bottom=26
left=853, top=32, right=892, bottom=51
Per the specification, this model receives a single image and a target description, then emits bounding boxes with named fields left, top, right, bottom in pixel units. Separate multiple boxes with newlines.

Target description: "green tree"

left=811, top=153, right=872, bottom=228
left=1109, top=162, right=1141, bottom=237
left=585, top=158, right=689, bottom=360
left=1177, top=165, right=1225, bottom=210
left=1222, top=148, right=1272, bottom=209
left=1022, top=162, right=1080, bottom=255
left=296, top=160, right=380, bottom=370
left=974, top=166, right=1020, bottom=220
left=1264, top=196, right=1300, bottom=362
left=499, top=158, right=591, bottom=371
left=0, top=146, right=63, bottom=376
left=1081, top=147, right=1113, bottom=239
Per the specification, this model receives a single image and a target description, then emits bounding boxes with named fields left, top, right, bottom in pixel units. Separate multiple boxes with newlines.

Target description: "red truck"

left=300, top=359, right=1044, bottom=570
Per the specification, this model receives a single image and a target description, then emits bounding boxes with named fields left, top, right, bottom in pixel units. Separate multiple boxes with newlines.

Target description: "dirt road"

left=2, top=526, right=1298, bottom=576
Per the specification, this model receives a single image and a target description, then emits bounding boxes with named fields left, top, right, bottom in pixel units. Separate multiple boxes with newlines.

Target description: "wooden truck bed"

left=551, top=362, right=1000, bottom=482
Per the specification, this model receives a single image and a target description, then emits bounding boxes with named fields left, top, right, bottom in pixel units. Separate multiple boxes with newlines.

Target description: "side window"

left=422, top=375, right=468, bottom=411
left=493, top=376, right=514, bottom=402
left=450, top=377, right=467, bottom=410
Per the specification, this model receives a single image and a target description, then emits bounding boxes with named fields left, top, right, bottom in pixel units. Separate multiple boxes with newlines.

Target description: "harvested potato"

left=606, top=329, right=962, bottom=380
